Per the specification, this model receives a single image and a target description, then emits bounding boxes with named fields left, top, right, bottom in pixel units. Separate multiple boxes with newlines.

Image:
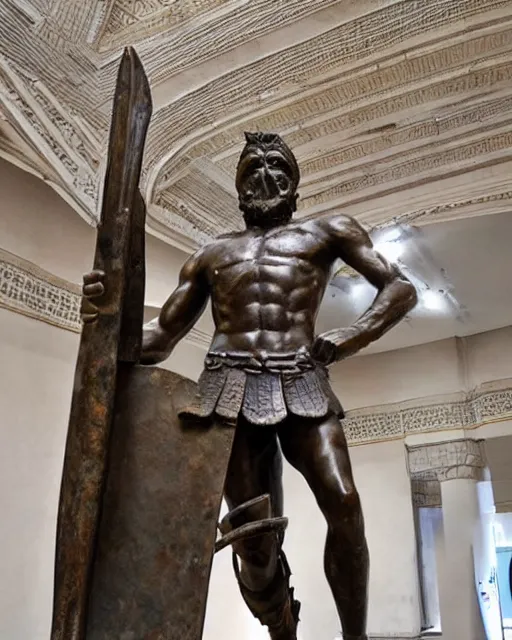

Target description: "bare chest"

left=206, top=229, right=331, bottom=300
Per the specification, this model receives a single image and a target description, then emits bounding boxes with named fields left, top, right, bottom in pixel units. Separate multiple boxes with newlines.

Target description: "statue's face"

left=236, top=145, right=298, bottom=228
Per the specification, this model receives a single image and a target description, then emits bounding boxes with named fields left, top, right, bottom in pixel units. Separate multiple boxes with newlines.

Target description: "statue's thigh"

left=278, top=414, right=359, bottom=516
left=224, top=418, right=283, bottom=517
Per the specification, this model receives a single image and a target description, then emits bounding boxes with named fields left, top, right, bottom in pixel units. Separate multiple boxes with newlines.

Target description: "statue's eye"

left=246, top=157, right=261, bottom=172
left=267, top=155, right=283, bottom=168
left=276, top=175, right=287, bottom=189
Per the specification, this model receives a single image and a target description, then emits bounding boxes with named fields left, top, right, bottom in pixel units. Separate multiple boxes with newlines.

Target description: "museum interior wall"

left=1, top=161, right=512, bottom=639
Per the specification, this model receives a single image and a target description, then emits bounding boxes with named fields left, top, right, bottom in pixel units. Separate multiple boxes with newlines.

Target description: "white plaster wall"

left=465, top=326, right=512, bottom=389
left=0, top=158, right=95, bottom=282
left=0, top=309, right=77, bottom=640
left=0, top=158, right=191, bottom=306
left=329, top=338, right=463, bottom=410
left=351, top=440, right=421, bottom=636
left=330, top=328, right=512, bottom=413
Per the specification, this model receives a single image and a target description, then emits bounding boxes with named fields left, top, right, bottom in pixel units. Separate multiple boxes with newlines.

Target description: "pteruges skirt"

left=175, top=348, right=344, bottom=427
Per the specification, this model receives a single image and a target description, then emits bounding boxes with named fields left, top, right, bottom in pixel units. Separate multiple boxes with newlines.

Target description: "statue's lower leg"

left=325, top=514, right=369, bottom=640
left=219, top=495, right=300, bottom=640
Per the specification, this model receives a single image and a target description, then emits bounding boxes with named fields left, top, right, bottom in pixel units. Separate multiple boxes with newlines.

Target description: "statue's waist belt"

left=204, top=348, right=316, bottom=376
left=176, top=348, right=344, bottom=426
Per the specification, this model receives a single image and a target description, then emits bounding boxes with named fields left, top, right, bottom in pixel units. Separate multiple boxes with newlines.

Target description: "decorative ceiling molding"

left=94, top=0, right=340, bottom=57
left=96, top=0, right=353, bottom=81
left=148, top=2, right=512, bottom=173
left=381, top=190, right=512, bottom=228
left=1, top=0, right=512, bottom=250
left=0, top=54, right=101, bottom=220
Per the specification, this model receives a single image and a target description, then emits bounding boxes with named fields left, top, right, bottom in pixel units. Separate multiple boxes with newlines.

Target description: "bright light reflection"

left=374, top=240, right=404, bottom=263
left=349, top=281, right=368, bottom=300
left=421, top=289, right=446, bottom=312
left=375, top=226, right=403, bottom=243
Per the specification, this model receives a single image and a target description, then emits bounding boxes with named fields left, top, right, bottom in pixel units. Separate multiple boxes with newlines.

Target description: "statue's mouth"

left=239, top=193, right=294, bottom=228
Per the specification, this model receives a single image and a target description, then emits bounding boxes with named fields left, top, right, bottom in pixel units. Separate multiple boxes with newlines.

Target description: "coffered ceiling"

left=1, top=0, right=512, bottom=253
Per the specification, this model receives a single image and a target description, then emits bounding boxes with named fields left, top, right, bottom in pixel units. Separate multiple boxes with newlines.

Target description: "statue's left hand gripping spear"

left=51, top=47, right=152, bottom=640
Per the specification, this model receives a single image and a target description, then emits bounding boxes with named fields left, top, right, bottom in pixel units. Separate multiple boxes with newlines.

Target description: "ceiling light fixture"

left=373, top=226, right=404, bottom=244
left=374, top=240, right=404, bottom=263
left=371, top=224, right=411, bottom=264
left=421, top=289, right=447, bottom=312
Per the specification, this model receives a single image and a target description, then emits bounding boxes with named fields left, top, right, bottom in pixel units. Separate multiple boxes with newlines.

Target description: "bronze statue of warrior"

left=82, top=131, right=417, bottom=640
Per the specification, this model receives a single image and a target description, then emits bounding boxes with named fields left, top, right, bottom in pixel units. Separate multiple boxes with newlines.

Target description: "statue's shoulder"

left=312, top=212, right=364, bottom=239
left=198, top=230, right=248, bottom=262
left=214, top=229, right=245, bottom=241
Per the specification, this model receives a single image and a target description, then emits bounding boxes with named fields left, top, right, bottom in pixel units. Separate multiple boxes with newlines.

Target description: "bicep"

left=158, top=254, right=209, bottom=329
left=331, top=217, right=398, bottom=290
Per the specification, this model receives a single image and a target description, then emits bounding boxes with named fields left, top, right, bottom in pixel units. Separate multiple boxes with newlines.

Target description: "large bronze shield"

left=86, top=367, right=235, bottom=639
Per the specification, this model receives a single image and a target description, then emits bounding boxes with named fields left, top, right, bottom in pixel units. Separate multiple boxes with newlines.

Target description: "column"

left=408, top=439, right=487, bottom=640
left=441, top=476, right=485, bottom=640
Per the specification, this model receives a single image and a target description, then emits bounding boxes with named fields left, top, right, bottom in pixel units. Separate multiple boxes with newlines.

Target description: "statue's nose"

left=257, top=166, right=279, bottom=196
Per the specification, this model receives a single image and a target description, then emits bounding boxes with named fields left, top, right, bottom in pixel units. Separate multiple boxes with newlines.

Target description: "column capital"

left=407, top=438, right=485, bottom=482
left=411, top=478, right=442, bottom=507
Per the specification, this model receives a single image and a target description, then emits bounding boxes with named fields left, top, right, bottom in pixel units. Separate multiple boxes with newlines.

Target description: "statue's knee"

left=344, top=487, right=362, bottom=511
left=323, top=485, right=363, bottom=525
left=341, top=488, right=363, bottom=524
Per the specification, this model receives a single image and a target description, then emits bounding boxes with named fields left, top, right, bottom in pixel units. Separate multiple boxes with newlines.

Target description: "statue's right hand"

left=80, top=270, right=105, bottom=323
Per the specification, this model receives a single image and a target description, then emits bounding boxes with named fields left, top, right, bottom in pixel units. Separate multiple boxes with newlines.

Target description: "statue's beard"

left=237, top=167, right=297, bottom=228
left=239, top=193, right=295, bottom=228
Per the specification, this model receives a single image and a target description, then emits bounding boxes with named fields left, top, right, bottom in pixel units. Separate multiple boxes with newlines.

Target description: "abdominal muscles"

left=209, top=266, right=324, bottom=355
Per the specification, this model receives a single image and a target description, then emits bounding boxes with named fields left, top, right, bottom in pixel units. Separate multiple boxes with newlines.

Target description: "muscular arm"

left=314, top=215, right=417, bottom=363
left=140, top=250, right=209, bottom=365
